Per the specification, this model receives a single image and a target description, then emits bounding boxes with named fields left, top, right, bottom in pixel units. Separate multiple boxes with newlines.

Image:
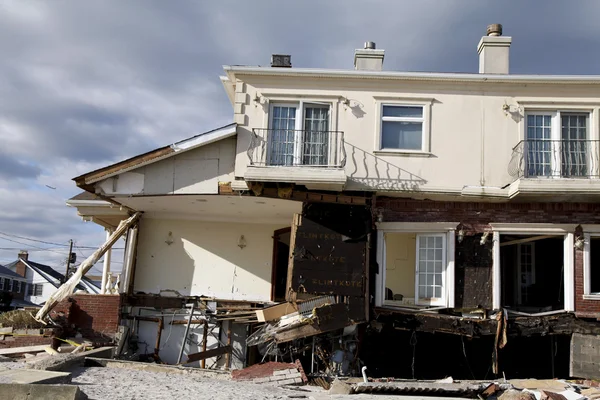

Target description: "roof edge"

left=223, top=65, right=600, bottom=85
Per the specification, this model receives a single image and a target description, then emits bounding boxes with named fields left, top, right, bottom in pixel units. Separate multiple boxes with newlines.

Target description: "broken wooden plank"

left=169, top=319, right=207, bottom=325
left=35, top=212, right=142, bottom=322
left=256, top=302, right=298, bottom=322
left=500, top=235, right=556, bottom=247
left=0, top=344, right=50, bottom=356
left=182, top=345, right=232, bottom=364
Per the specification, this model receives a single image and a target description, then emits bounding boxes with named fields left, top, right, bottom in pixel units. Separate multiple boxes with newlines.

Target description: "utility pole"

left=64, top=239, right=73, bottom=284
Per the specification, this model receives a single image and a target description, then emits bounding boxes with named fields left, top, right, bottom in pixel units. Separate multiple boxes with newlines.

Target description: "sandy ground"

left=1, top=359, right=410, bottom=400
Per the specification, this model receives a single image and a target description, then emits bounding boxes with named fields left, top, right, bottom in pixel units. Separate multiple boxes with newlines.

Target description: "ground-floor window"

left=377, top=224, right=455, bottom=308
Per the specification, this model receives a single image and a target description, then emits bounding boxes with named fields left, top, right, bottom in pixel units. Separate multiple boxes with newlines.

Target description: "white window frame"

left=375, top=222, right=456, bottom=308
left=521, top=108, right=595, bottom=178
left=267, top=101, right=335, bottom=166
left=415, top=233, right=447, bottom=306
left=374, top=98, right=433, bottom=155
left=582, top=225, right=600, bottom=300
left=490, top=223, right=575, bottom=311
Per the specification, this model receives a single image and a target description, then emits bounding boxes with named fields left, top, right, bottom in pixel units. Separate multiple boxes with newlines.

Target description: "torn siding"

left=95, top=138, right=236, bottom=196
left=133, top=218, right=288, bottom=301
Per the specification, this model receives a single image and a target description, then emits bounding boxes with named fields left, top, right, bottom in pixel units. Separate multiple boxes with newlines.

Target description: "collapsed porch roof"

left=73, top=123, right=236, bottom=188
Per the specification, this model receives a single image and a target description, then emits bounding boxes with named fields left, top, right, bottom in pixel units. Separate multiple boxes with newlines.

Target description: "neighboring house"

left=5, top=251, right=100, bottom=306
left=67, top=25, right=600, bottom=378
left=0, top=263, right=28, bottom=309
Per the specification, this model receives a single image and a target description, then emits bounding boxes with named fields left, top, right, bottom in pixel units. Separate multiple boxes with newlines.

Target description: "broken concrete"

left=0, top=369, right=71, bottom=384
left=499, top=389, right=537, bottom=400
left=25, top=347, right=114, bottom=372
left=328, top=379, right=352, bottom=395
left=0, top=383, right=87, bottom=400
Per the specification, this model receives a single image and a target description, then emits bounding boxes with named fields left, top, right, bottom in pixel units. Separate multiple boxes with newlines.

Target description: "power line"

left=0, top=236, right=68, bottom=255
left=0, top=231, right=123, bottom=250
left=0, top=231, right=71, bottom=247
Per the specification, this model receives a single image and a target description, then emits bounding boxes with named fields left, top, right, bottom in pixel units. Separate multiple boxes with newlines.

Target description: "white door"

left=415, top=234, right=446, bottom=306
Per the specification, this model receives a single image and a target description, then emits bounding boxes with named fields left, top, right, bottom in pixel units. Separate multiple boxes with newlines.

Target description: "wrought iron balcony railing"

left=248, top=128, right=346, bottom=168
left=509, top=139, right=600, bottom=179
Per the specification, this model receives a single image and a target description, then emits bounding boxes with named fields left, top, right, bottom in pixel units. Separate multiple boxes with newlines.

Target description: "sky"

left=1, top=0, right=600, bottom=274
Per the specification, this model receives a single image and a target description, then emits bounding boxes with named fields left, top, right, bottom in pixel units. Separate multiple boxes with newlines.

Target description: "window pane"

left=435, top=237, right=443, bottom=248
left=435, top=287, right=442, bottom=298
left=434, top=261, right=443, bottom=272
left=381, top=121, right=422, bottom=150
left=426, top=274, right=433, bottom=285
left=426, top=287, right=433, bottom=298
left=383, top=105, right=423, bottom=118
left=419, top=286, right=426, bottom=298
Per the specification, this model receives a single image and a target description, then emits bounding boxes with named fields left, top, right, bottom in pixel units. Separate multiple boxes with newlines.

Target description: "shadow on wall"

left=345, top=142, right=427, bottom=191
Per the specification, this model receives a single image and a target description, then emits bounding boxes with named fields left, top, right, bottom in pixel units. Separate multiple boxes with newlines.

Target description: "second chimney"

left=477, top=24, right=512, bottom=74
left=354, top=42, right=384, bottom=71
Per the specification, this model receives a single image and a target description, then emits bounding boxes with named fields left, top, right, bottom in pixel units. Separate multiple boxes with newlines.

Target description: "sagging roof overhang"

left=73, top=123, right=237, bottom=190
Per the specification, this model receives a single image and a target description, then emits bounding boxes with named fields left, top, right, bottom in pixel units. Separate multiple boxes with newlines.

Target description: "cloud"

left=0, top=0, right=600, bottom=268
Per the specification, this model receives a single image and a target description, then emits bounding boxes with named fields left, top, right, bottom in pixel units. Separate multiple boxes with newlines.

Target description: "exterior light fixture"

left=238, top=235, right=247, bottom=249
left=165, top=231, right=174, bottom=246
left=574, top=235, right=585, bottom=250
left=457, top=229, right=465, bottom=243
left=480, top=231, right=490, bottom=245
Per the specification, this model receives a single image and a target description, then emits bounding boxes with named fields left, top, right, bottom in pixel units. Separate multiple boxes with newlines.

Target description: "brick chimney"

left=354, top=41, right=384, bottom=71
left=16, top=250, right=28, bottom=278
left=477, top=24, right=512, bottom=74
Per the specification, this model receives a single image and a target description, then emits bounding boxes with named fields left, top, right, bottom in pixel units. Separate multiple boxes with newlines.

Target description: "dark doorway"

left=500, top=235, right=564, bottom=312
left=271, top=227, right=291, bottom=302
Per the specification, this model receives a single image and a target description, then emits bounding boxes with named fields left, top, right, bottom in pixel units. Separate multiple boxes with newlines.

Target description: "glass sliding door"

left=525, top=114, right=553, bottom=177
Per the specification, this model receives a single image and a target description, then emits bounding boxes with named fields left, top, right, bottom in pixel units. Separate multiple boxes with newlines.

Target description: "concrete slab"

left=0, top=383, right=87, bottom=400
left=25, top=346, right=115, bottom=372
left=85, top=357, right=231, bottom=380
left=0, top=369, right=71, bottom=384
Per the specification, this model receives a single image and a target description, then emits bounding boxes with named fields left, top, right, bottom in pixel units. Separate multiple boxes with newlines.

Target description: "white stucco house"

left=63, top=24, right=600, bottom=379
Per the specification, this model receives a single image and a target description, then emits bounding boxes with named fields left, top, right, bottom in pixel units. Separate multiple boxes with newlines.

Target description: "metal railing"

left=248, top=128, right=346, bottom=168
left=509, top=139, right=600, bottom=179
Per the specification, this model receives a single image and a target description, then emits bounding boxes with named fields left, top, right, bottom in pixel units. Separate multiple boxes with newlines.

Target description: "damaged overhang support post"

left=35, top=212, right=142, bottom=322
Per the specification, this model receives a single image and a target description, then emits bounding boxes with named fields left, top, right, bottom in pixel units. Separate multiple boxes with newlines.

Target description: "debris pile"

left=231, top=360, right=307, bottom=386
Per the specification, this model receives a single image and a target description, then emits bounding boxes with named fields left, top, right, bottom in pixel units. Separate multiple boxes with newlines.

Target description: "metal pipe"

left=201, top=320, right=209, bottom=369
left=177, top=303, right=195, bottom=365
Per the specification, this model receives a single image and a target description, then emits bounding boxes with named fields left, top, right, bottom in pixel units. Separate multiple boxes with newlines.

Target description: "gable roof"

left=6, top=259, right=95, bottom=292
left=0, top=264, right=26, bottom=280
left=74, top=123, right=236, bottom=187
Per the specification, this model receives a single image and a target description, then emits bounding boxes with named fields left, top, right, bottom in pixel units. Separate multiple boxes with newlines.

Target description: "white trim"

left=489, top=223, right=576, bottom=234
left=66, top=200, right=112, bottom=207
left=224, top=65, right=600, bottom=84
left=171, top=124, right=237, bottom=151
left=376, top=222, right=460, bottom=232
left=375, top=101, right=431, bottom=153
left=584, top=232, right=592, bottom=296
left=446, top=230, right=455, bottom=308
left=375, top=230, right=385, bottom=307
left=565, top=233, right=575, bottom=311
left=492, top=231, right=501, bottom=309
left=582, top=225, right=600, bottom=233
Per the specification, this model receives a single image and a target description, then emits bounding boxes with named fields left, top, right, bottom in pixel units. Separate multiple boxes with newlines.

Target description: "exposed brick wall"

left=51, top=294, right=122, bottom=340
left=376, top=198, right=600, bottom=315
left=0, top=328, right=60, bottom=351
left=375, top=199, right=600, bottom=227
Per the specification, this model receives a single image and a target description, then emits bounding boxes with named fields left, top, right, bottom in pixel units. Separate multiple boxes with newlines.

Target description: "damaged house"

left=64, top=25, right=600, bottom=381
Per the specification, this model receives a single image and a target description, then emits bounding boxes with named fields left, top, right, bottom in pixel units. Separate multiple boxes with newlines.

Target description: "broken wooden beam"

left=181, top=345, right=232, bottom=364
left=35, top=212, right=142, bottom=322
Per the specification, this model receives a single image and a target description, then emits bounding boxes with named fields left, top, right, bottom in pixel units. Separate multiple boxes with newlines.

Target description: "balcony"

left=507, top=139, right=600, bottom=197
left=245, top=128, right=347, bottom=189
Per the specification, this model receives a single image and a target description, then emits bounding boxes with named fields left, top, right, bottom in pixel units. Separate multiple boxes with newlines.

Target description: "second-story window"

left=380, top=105, right=424, bottom=151
left=269, top=102, right=331, bottom=166
left=524, top=111, right=590, bottom=178
left=4, top=278, right=11, bottom=291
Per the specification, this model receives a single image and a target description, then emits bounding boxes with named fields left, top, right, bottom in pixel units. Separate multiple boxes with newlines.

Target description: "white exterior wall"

left=97, top=138, right=236, bottom=196
left=134, top=218, right=288, bottom=302
left=28, top=269, right=59, bottom=305
left=233, top=75, right=600, bottom=195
